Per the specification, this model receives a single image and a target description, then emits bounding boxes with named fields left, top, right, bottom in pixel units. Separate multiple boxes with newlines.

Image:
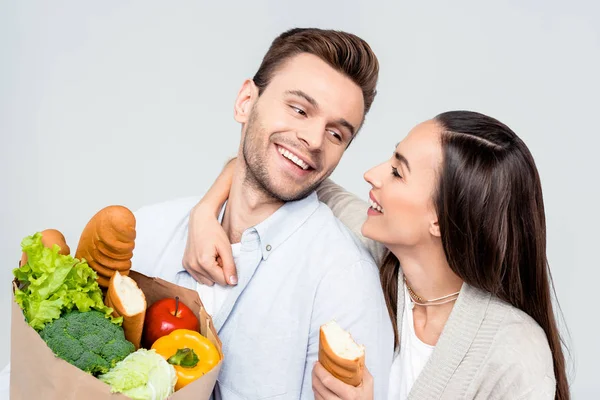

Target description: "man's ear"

left=234, top=79, right=258, bottom=124
left=429, top=219, right=441, bottom=237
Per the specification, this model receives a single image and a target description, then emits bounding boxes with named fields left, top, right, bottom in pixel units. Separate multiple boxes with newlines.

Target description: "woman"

left=183, top=111, right=569, bottom=399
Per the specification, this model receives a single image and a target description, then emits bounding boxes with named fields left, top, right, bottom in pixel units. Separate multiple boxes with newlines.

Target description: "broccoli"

left=39, top=310, right=135, bottom=376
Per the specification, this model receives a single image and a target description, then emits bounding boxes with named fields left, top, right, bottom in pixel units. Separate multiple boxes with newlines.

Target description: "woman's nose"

left=364, top=163, right=384, bottom=188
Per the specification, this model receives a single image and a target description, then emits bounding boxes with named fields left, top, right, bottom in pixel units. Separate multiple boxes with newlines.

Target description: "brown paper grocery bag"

left=10, top=271, right=222, bottom=400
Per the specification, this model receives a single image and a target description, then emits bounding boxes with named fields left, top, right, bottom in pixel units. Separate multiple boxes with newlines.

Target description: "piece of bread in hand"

left=75, top=205, right=136, bottom=288
left=20, top=229, right=71, bottom=267
left=105, top=271, right=146, bottom=349
left=318, top=321, right=365, bottom=387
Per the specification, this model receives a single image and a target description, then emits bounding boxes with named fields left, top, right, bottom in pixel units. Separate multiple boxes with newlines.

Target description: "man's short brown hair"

left=253, top=28, right=379, bottom=117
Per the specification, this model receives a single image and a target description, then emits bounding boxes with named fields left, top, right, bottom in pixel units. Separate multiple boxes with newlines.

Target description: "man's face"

left=237, top=53, right=365, bottom=201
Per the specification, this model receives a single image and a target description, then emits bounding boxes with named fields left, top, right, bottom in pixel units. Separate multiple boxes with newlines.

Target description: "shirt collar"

left=219, top=192, right=320, bottom=261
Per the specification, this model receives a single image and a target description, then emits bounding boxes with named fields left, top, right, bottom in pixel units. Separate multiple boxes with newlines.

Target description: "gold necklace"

left=404, top=277, right=460, bottom=306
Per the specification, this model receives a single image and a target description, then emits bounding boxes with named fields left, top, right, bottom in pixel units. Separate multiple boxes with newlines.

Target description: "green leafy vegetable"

left=99, top=349, right=177, bottom=400
left=13, top=232, right=122, bottom=330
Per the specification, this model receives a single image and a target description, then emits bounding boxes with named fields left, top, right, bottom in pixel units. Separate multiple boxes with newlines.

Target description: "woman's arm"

left=316, top=179, right=387, bottom=266
left=182, top=158, right=237, bottom=286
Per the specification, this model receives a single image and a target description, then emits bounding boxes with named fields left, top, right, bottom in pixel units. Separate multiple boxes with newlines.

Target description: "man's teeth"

left=369, top=198, right=383, bottom=213
left=278, top=147, right=309, bottom=170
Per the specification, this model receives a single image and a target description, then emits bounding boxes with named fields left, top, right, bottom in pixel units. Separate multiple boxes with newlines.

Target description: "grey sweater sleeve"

left=316, top=179, right=387, bottom=266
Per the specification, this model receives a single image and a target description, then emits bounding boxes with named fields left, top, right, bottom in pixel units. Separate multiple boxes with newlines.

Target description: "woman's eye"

left=291, top=106, right=307, bottom=116
left=391, top=166, right=402, bottom=178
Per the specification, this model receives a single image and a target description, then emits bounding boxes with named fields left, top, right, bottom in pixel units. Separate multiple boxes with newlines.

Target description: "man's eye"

left=327, top=130, right=342, bottom=142
left=391, top=166, right=402, bottom=178
left=291, top=106, right=307, bottom=116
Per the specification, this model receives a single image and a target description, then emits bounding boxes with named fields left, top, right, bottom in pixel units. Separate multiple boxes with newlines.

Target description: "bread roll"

left=105, top=271, right=146, bottom=349
left=318, top=321, right=365, bottom=387
left=20, top=229, right=71, bottom=267
left=75, top=205, right=136, bottom=287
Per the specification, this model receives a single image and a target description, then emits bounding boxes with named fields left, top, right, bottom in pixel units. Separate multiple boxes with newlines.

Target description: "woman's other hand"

left=312, top=361, right=374, bottom=400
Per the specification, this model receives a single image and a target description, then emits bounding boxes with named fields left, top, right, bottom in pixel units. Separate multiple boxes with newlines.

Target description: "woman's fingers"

left=313, top=362, right=342, bottom=400
left=183, top=208, right=238, bottom=286
left=313, top=362, right=357, bottom=398
left=216, top=233, right=237, bottom=285
left=312, top=362, right=373, bottom=400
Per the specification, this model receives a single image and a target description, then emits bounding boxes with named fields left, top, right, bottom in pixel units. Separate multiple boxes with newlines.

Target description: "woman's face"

left=362, top=119, right=443, bottom=249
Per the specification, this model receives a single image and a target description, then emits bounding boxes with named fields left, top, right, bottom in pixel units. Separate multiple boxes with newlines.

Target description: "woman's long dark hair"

left=379, top=111, right=569, bottom=399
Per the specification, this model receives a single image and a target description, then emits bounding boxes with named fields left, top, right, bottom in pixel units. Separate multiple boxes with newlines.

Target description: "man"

left=133, top=28, right=392, bottom=399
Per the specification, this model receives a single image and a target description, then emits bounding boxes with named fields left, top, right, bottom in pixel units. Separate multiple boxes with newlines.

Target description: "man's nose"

left=297, top=124, right=325, bottom=150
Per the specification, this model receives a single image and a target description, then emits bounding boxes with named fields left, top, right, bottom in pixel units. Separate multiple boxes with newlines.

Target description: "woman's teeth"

left=369, top=198, right=383, bottom=213
left=278, top=146, right=310, bottom=170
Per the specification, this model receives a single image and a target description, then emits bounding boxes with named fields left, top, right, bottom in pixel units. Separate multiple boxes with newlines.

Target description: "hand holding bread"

left=319, top=321, right=365, bottom=386
left=314, top=321, right=372, bottom=400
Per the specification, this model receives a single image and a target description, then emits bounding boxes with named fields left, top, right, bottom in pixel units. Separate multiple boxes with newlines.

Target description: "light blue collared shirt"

left=132, top=192, right=394, bottom=399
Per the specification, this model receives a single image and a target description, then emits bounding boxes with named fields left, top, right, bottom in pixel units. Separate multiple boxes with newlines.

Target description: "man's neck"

left=222, top=162, right=284, bottom=243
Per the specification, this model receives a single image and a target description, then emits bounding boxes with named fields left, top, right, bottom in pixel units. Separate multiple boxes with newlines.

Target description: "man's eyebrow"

left=286, top=90, right=319, bottom=110
left=394, top=151, right=411, bottom=172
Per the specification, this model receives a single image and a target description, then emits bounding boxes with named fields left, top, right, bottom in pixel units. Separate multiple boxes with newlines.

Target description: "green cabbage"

left=99, top=349, right=177, bottom=400
left=13, top=232, right=121, bottom=331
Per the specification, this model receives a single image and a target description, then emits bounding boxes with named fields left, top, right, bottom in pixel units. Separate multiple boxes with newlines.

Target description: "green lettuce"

left=13, top=232, right=121, bottom=330
left=99, top=349, right=177, bottom=400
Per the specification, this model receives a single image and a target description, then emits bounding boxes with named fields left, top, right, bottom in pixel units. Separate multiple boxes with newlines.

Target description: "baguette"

left=75, top=205, right=136, bottom=287
left=105, top=271, right=146, bottom=349
left=318, top=321, right=365, bottom=387
left=20, top=229, right=71, bottom=267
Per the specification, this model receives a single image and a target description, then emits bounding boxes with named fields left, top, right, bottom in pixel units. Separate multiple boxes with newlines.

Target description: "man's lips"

left=275, top=144, right=316, bottom=170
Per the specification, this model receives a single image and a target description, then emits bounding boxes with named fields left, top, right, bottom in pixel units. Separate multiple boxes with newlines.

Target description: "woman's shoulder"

left=486, top=296, right=556, bottom=377
left=455, top=294, right=557, bottom=398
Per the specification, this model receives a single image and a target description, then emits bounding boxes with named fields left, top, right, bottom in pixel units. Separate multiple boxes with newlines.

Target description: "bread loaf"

left=75, top=205, right=136, bottom=288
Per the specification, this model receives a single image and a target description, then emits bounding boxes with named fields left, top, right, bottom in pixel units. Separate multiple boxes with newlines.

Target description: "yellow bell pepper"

left=151, top=329, right=220, bottom=391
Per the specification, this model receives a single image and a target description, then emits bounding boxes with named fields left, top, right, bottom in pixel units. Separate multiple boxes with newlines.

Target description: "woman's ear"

left=234, top=79, right=258, bottom=123
left=429, top=220, right=441, bottom=237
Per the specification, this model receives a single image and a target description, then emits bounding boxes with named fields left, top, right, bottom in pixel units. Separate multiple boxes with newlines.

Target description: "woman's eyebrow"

left=394, top=151, right=411, bottom=173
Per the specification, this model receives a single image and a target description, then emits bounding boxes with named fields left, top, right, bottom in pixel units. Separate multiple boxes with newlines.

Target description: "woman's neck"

left=392, top=240, right=462, bottom=298
left=390, top=240, right=463, bottom=344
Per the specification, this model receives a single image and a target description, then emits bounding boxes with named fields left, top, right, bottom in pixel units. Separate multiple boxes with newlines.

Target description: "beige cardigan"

left=316, top=180, right=557, bottom=400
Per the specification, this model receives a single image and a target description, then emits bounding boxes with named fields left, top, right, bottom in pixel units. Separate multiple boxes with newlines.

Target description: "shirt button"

left=266, top=245, right=272, bottom=251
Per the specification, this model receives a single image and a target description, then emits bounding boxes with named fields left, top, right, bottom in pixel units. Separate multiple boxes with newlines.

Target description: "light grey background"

left=1, top=0, right=598, bottom=397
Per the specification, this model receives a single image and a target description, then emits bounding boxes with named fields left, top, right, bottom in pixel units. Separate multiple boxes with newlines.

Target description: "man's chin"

left=248, top=164, right=321, bottom=202
left=270, top=188, right=312, bottom=202
left=266, top=181, right=318, bottom=202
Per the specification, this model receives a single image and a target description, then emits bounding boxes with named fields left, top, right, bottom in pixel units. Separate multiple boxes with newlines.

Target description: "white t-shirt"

left=195, top=242, right=241, bottom=317
left=388, top=287, right=434, bottom=400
